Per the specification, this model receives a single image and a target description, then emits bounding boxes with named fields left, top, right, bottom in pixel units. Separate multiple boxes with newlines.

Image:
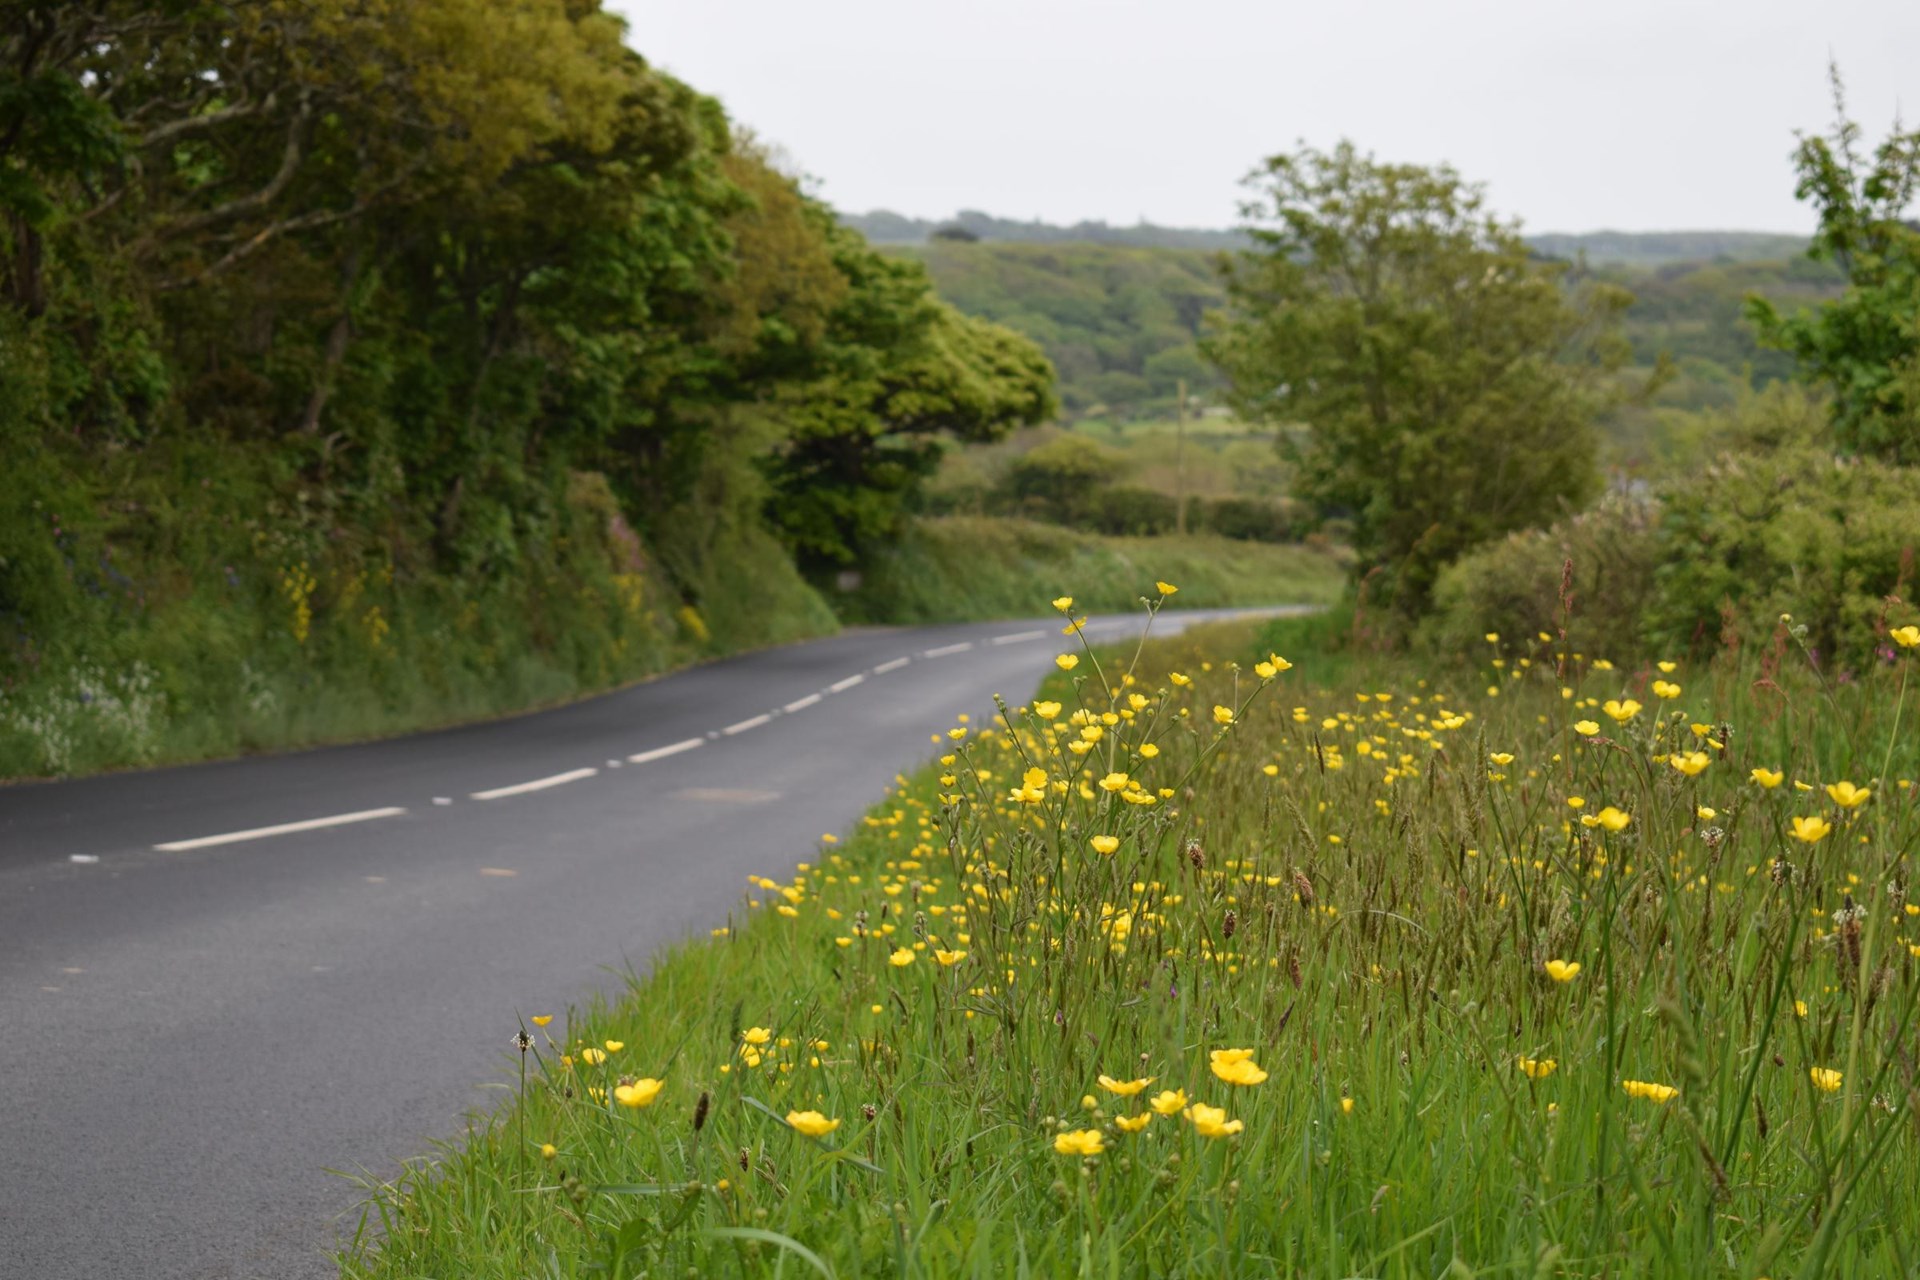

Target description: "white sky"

left=609, top=0, right=1917, bottom=234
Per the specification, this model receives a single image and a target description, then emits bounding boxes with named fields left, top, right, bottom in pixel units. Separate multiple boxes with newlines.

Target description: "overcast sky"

left=610, top=0, right=1915, bottom=234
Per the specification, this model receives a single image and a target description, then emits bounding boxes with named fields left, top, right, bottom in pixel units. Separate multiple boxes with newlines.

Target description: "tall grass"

left=338, top=588, right=1920, bottom=1278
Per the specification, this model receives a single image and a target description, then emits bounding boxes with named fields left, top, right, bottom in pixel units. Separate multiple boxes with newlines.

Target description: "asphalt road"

left=0, top=606, right=1306, bottom=1279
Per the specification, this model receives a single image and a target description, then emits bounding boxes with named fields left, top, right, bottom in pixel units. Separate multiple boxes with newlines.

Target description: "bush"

left=1648, top=446, right=1920, bottom=672
left=1421, top=494, right=1661, bottom=663
left=1200, top=496, right=1306, bottom=543
left=1080, top=485, right=1178, bottom=536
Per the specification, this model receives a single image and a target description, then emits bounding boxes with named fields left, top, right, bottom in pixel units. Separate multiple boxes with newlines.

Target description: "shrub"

left=1200, top=496, right=1306, bottom=543
left=1648, top=445, right=1920, bottom=672
left=1421, top=494, right=1661, bottom=663
left=1080, top=485, right=1178, bottom=536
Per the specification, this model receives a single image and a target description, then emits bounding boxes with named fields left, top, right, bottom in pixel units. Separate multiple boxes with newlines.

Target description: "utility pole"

left=1174, top=377, right=1188, bottom=536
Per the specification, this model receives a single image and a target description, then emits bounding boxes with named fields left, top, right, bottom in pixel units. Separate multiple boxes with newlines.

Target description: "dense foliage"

left=1206, top=142, right=1638, bottom=618
left=0, top=0, right=1052, bottom=775
left=1747, top=73, right=1920, bottom=464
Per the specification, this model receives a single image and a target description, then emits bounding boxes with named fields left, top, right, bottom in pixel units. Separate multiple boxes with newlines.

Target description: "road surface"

left=0, top=606, right=1307, bottom=1278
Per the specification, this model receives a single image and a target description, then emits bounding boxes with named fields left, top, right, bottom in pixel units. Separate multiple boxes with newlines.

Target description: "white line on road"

left=154, top=806, right=408, bottom=852
left=470, top=768, right=597, bottom=802
left=922, top=642, right=974, bottom=658
left=991, top=629, right=1048, bottom=645
left=783, top=692, right=822, bottom=713
left=722, top=713, right=772, bottom=736
left=628, top=738, right=704, bottom=765
left=829, top=674, right=865, bottom=693
left=873, top=657, right=911, bottom=674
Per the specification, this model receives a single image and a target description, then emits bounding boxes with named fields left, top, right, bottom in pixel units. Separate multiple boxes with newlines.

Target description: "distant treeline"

left=844, top=210, right=1811, bottom=265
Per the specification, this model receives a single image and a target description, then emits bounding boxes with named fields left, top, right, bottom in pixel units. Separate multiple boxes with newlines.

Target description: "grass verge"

left=834, top=516, right=1347, bottom=624
left=339, top=592, right=1920, bottom=1278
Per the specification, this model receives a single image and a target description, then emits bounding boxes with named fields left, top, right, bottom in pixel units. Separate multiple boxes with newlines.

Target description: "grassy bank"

left=340, top=588, right=1920, bottom=1277
left=836, top=516, right=1346, bottom=624
left=0, top=454, right=838, bottom=780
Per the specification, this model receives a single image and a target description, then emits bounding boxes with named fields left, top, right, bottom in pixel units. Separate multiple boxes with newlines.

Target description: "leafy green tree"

left=1747, top=67, right=1920, bottom=463
left=1204, top=141, right=1636, bottom=618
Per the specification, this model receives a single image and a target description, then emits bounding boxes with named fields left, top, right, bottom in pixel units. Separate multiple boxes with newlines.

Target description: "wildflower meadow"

left=342, top=588, right=1920, bottom=1279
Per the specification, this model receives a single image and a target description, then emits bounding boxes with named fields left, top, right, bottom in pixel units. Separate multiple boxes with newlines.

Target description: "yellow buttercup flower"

left=1138, top=743, right=1160, bottom=758
left=933, top=949, right=968, bottom=966
left=1621, top=1079, right=1678, bottom=1103
left=1825, top=780, right=1870, bottom=809
left=1056, top=654, right=1079, bottom=671
left=1657, top=661, right=1678, bottom=674
left=1594, top=806, right=1630, bottom=832
left=743, top=1026, right=771, bottom=1046
left=1149, top=1089, right=1187, bottom=1116
left=1089, top=835, right=1120, bottom=855
left=539, top=1142, right=558, bottom=1159
left=1209, top=1047, right=1268, bottom=1086
left=1155, top=580, right=1178, bottom=596
left=579, top=1047, right=607, bottom=1066
left=1169, top=672, right=1191, bottom=687
left=614, top=1078, right=663, bottom=1109
left=604, top=1040, right=625, bottom=1053
left=1544, top=959, right=1581, bottom=983
left=1809, top=1067, right=1842, bottom=1094
left=1033, top=700, right=1062, bottom=720
left=1114, top=1113, right=1152, bottom=1133
left=1054, top=1129, right=1105, bottom=1156
left=1603, top=699, right=1642, bottom=723
left=1751, top=767, right=1784, bottom=788
left=1098, top=771, right=1130, bottom=792
left=786, top=1110, right=841, bottom=1136
left=1051, top=596, right=1074, bottom=612
left=1790, top=815, right=1832, bottom=844
left=1892, top=624, right=1920, bottom=648
left=1489, top=752, right=1515, bottom=766
left=1518, top=1056, right=1557, bottom=1080
left=1212, top=705, right=1235, bottom=726
left=1185, top=1103, right=1244, bottom=1138
left=530, top=1015, right=553, bottom=1028
left=1573, top=719, right=1601, bottom=736
left=1651, top=680, right=1681, bottom=700
left=888, top=947, right=916, bottom=967
left=1097, top=1074, right=1154, bottom=1096
left=1340, top=1096, right=1355, bottom=1115
left=1670, top=751, right=1711, bottom=778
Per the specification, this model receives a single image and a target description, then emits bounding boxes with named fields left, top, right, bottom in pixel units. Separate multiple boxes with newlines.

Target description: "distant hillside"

left=890, top=238, right=1844, bottom=454
left=846, top=210, right=1247, bottom=251
left=846, top=210, right=1809, bottom=265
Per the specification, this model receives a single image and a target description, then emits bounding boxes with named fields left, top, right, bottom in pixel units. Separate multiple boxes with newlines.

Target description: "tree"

left=1747, top=66, right=1920, bottom=463
left=1203, top=141, right=1635, bottom=619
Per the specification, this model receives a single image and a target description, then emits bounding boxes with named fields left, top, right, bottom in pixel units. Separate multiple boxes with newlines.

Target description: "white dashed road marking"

left=783, top=693, right=822, bottom=713
left=154, top=806, right=409, bottom=852
left=628, top=738, right=704, bottom=765
left=992, top=629, right=1048, bottom=645
left=873, top=657, right=911, bottom=674
left=922, top=642, right=974, bottom=658
left=829, top=674, right=865, bottom=693
left=722, top=713, right=772, bottom=736
left=470, top=768, right=597, bottom=802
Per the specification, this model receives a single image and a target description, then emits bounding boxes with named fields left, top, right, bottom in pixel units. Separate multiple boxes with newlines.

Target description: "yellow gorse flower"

left=1053, top=1128, right=1105, bottom=1156
left=786, top=1110, right=841, bottom=1136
